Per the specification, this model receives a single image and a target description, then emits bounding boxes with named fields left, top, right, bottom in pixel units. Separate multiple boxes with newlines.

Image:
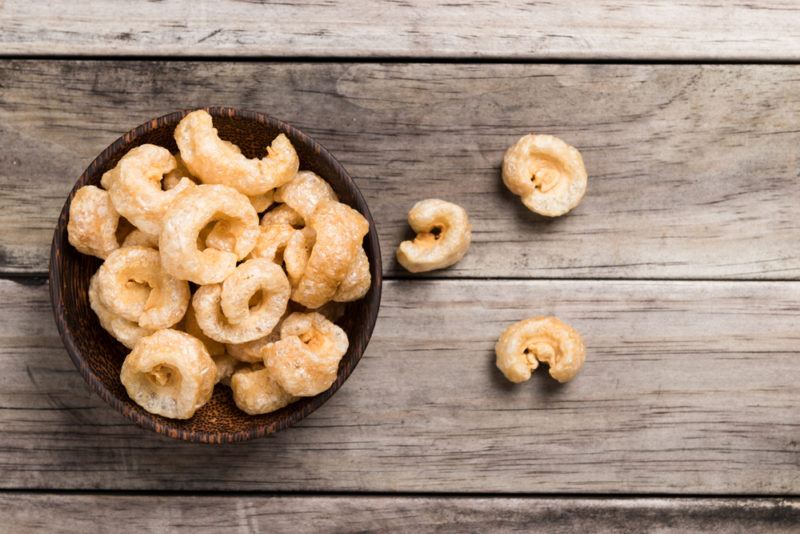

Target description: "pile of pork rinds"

left=68, top=108, right=592, bottom=422
left=68, top=110, right=371, bottom=419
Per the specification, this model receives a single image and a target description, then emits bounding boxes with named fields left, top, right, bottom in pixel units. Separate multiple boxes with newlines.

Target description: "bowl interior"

left=50, top=107, right=382, bottom=443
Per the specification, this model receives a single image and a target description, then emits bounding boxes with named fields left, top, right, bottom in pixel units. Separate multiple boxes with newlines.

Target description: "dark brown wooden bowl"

left=49, top=107, right=382, bottom=444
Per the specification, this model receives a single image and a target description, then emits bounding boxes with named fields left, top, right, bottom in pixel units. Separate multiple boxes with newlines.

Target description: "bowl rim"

left=49, top=106, right=382, bottom=444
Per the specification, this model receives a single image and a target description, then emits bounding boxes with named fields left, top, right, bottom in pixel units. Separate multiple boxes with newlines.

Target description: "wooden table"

left=1, top=2, right=798, bottom=532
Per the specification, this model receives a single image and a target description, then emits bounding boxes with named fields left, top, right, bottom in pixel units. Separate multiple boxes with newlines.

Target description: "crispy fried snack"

left=396, top=199, right=471, bottom=273
left=260, top=204, right=305, bottom=228
left=183, top=304, right=225, bottom=357
left=94, top=246, right=189, bottom=330
left=247, top=223, right=310, bottom=286
left=248, top=190, right=274, bottom=213
left=174, top=110, right=299, bottom=195
left=292, top=200, right=369, bottom=309
left=274, top=170, right=338, bottom=220
left=230, top=365, right=296, bottom=415
left=212, top=352, right=240, bottom=386
left=160, top=184, right=259, bottom=284
left=88, top=273, right=154, bottom=349
left=162, top=152, right=196, bottom=190
left=502, top=134, right=587, bottom=217
left=67, top=185, right=122, bottom=259
left=121, top=229, right=159, bottom=249
left=120, top=329, right=216, bottom=419
left=263, top=312, right=348, bottom=396
left=192, top=259, right=290, bottom=344
left=334, top=246, right=371, bottom=302
left=106, top=144, right=195, bottom=236
left=495, top=316, right=586, bottom=383
left=226, top=330, right=281, bottom=363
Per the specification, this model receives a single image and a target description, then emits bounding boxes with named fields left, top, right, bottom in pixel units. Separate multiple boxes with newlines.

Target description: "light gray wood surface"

left=2, top=278, right=797, bottom=493
left=3, top=1, right=800, bottom=61
left=2, top=494, right=798, bottom=533
left=2, top=61, right=799, bottom=279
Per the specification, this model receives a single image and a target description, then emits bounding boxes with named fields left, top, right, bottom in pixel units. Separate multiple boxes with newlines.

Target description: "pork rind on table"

left=66, top=110, right=372, bottom=420
left=396, top=199, right=471, bottom=273
left=495, top=316, right=586, bottom=384
left=502, top=134, right=587, bottom=217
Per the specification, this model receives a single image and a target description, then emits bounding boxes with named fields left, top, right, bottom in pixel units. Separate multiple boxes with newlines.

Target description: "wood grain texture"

left=2, top=494, right=798, bottom=533
left=2, top=61, right=799, bottom=279
left=3, top=1, right=800, bottom=60
left=2, top=278, right=798, bottom=493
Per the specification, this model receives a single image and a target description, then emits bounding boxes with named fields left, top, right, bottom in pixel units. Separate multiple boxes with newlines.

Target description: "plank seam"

left=2, top=54, right=800, bottom=65
left=0, top=488, right=797, bottom=499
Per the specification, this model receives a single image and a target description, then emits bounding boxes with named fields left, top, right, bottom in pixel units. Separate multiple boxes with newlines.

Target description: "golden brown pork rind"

left=291, top=200, right=369, bottom=309
left=502, top=134, right=587, bottom=217
left=174, top=110, right=299, bottom=196
left=495, top=316, right=585, bottom=383
left=396, top=198, right=471, bottom=273
left=67, top=185, right=121, bottom=259
left=120, top=329, right=216, bottom=419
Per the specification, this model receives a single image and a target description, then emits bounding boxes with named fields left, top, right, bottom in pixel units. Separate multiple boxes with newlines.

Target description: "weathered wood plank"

left=1, top=278, right=797, bottom=493
left=3, top=1, right=800, bottom=60
left=2, top=61, right=799, bottom=279
left=2, top=494, right=798, bottom=533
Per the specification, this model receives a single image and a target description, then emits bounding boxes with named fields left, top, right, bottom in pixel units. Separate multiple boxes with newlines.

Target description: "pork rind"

left=230, top=365, right=296, bottom=415
left=160, top=184, right=259, bottom=285
left=183, top=304, right=225, bottom=357
left=212, top=352, right=240, bottom=386
left=88, top=273, right=154, bottom=349
left=174, top=110, right=299, bottom=195
left=292, top=200, right=370, bottom=309
left=502, top=134, right=587, bottom=217
left=120, top=329, right=216, bottom=419
left=396, top=199, right=471, bottom=273
left=94, top=246, right=189, bottom=330
left=274, top=170, right=338, bottom=220
left=121, top=229, right=159, bottom=249
left=106, top=144, right=195, bottom=236
left=162, top=152, right=195, bottom=190
left=495, top=316, right=586, bottom=383
left=247, top=223, right=310, bottom=286
left=193, top=259, right=290, bottom=344
left=263, top=312, right=348, bottom=397
left=334, top=246, right=371, bottom=302
left=248, top=190, right=274, bottom=213
left=260, top=204, right=305, bottom=228
left=67, top=185, right=121, bottom=259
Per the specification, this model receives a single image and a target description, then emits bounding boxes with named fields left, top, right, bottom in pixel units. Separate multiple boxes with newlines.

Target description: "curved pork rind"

left=94, top=246, right=189, bottom=330
left=263, top=312, right=348, bottom=397
left=291, top=200, right=369, bottom=309
left=120, top=329, right=216, bottom=419
left=396, top=199, right=471, bottom=273
left=107, top=144, right=195, bottom=236
left=495, top=316, right=586, bottom=383
left=192, top=259, right=290, bottom=344
left=160, top=184, right=259, bottom=285
left=174, top=110, right=299, bottom=195
left=67, top=185, right=121, bottom=259
left=230, top=365, right=296, bottom=415
left=502, top=134, right=587, bottom=217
